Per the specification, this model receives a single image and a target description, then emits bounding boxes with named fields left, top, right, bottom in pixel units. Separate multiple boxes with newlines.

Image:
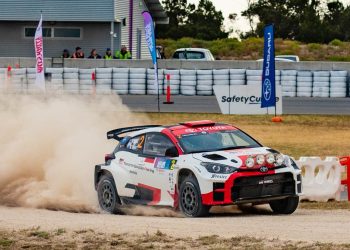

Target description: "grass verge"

left=0, top=228, right=350, bottom=249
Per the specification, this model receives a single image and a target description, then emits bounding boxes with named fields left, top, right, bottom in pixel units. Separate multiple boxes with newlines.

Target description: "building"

left=0, top=0, right=168, bottom=59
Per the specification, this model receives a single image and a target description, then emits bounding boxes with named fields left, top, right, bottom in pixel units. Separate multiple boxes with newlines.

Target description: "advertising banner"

left=34, top=14, right=45, bottom=90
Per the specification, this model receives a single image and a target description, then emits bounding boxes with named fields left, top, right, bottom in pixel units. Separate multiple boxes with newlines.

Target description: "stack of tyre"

left=10, top=68, right=27, bottom=94
left=281, top=70, right=297, bottom=97
left=0, top=68, right=6, bottom=91
left=296, top=71, right=313, bottom=97
left=246, top=70, right=262, bottom=85
left=180, top=69, right=196, bottom=95
left=147, top=68, right=164, bottom=95
left=63, top=68, right=79, bottom=94
left=196, top=70, right=213, bottom=95
left=129, top=68, right=146, bottom=95
left=312, top=71, right=329, bottom=97
left=112, top=68, right=129, bottom=95
left=213, top=69, right=230, bottom=94
left=163, top=69, right=180, bottom=95
left=330, top=71, right=347, bottom=97
left=79, top=68, right=95, bottom=94
left=95, top=68, right=112, bottom=94
left=230, top=69, right=246, bottom=86
left=26, top=68, right=37, bottom=94
left=46, top=68, right=64, bottom=94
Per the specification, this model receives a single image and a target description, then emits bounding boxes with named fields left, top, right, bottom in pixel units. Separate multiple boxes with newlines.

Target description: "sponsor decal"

left=221, top=95, right=279, bottom=104
left=263, top=79, right=272, bottom=101
left=260, top=166, right=269, bottom=173
left=154, top=158, right=177, bottom=170
left=211, top=174, right=228, bottom=179
left=129, top=170, right=137, bottom=175
left=258, top=179, right=274, bottom=185
left=124, top=162, right=155, bottom=174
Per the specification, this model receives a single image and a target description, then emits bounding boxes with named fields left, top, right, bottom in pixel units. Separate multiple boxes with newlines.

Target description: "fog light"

left=256, top=154, right=265, bottom=165
left=275, top=154, right=284, bottom=166
left=245, top=156, right=255, bottom=168
left=266, top=153, right=275, bottom=164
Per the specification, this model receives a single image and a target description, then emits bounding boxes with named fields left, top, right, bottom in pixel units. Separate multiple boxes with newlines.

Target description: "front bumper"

left=201, top=169, right=302, bottom=206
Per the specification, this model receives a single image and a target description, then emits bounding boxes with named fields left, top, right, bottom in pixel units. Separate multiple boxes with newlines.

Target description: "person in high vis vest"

left=115, top=45, right=132, bottom=59
left=103, top=48, right=114, bottom=60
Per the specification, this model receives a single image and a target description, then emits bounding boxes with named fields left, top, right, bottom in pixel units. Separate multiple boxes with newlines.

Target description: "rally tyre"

left=179, top=176, right=210, bottom=217
left=269, top=196, right=299, bottom=214
left=97, top=175, right=123, bottom=214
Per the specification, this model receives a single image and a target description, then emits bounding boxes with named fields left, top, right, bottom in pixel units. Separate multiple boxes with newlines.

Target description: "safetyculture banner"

left=261, top=24, right=275, bottom=108
left=34, top=14, right=45, bottom=90
left=142, top=11, right=159, bottom=92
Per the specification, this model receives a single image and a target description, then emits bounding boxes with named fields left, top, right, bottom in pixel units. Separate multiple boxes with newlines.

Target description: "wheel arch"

left=177, top=168, right=197, bottom=188
left=94, top=165, right=114, bottom=190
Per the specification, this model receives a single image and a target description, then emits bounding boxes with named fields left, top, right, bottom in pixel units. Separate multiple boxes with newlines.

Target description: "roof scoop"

left=202, top=153, right=227, bottom=161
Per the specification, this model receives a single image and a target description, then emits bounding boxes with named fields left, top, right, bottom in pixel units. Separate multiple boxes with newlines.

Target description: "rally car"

left=94, top=120, right=302, bottom=217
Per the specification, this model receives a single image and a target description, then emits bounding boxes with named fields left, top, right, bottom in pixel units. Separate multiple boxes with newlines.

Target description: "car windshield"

left=173, top=51, right=205, bottom=60
left=178, top=130, right=261, bottom=154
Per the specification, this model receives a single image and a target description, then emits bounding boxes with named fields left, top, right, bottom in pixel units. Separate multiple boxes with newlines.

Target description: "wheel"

left=179, top=176, right=210, bottom=217
left=269, top=196, right=299, bottom=214
left=97, top=175, right=122, bottom=214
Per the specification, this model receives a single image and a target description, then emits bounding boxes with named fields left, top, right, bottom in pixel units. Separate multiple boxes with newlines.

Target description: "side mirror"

left=165, top=146, right=179, bottom=158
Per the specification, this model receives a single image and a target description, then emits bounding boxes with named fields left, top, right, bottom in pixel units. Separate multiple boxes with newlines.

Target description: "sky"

left=188, top=0, right=350, bottom=36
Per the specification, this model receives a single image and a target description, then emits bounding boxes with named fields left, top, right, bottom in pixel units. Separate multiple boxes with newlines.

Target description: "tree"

left=241, top=0, right=350, bottom=43
left=157, top=0, right=228, bottom=40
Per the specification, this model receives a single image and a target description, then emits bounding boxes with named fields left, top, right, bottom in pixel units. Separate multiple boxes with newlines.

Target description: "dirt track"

left=0, top=206, right=349, bottom=244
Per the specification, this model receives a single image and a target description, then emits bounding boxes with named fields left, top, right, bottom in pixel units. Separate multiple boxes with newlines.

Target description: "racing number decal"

left=137, top=135, right=145, bottom=149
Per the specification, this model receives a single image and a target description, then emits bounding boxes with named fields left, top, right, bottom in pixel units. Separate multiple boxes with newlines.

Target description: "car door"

left=138, top=132, right=178, bottom=206
left=113, top=134, right=146, bottom=198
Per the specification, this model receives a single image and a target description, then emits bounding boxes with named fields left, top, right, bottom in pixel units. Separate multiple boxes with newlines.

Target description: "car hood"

left=191, top=147, right=278, bottom=169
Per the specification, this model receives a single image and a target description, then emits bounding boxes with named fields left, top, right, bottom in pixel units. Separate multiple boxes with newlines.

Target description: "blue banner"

left=261, top=24, right=276, bottom=108
left=142, top=11, right=159, bottom=92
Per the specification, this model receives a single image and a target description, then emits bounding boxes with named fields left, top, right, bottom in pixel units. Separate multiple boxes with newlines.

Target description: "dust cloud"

left=0, top=94, right=147, bottom=213
left=120, top=205, right=183, bottom=217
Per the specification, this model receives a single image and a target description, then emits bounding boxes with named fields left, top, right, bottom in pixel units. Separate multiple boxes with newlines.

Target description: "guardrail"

left=0, top=67, right=348, bottom=97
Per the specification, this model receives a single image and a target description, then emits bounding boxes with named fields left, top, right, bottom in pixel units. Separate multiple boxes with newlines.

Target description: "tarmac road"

left=120, top=95, right=350, bottom=115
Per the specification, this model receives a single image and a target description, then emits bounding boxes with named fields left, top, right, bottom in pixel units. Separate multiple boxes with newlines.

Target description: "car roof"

left=174, top=48, right=210, bottom=52
left=124, top=120, right=238, bottom=138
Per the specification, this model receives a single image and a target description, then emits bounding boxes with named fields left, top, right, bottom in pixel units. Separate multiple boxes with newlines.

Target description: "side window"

left=144, top=133, right=175, bottom=157
left=126, top=135, right=145, bottom=153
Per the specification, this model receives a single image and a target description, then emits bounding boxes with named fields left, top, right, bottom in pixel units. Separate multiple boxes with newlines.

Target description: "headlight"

left=256, top=154, right=265, bottom=165
left=245, top=156, right=255, bottom=168
left=200, top=162, right=237, bottom=174
left=275, top=154, right=284, bottom=166
left=266, top=153, right=275, bottom=164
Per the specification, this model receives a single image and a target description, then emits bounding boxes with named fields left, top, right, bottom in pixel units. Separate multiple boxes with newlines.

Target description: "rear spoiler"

left=107, top=125, right=161, bottom=141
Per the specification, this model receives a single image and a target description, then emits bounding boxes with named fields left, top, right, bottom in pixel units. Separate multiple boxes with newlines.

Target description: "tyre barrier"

left=295, top=157, right=344, bottom=201
left=0, top=68, right=349, bottom=97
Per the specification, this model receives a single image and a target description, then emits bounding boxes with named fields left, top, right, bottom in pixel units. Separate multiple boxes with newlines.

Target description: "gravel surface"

left=1, top=206, right=349, bottom=244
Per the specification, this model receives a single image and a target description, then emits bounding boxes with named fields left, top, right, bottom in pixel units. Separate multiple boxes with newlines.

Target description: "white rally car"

left=94, top=120, right=302, bottom=217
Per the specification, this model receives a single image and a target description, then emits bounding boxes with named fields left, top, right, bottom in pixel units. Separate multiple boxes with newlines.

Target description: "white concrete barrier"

left=296, top=157, right=344, bottom=201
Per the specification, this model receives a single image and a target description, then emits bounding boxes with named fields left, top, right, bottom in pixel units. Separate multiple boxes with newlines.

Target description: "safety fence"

left=0, top=67, right=349, bottom=97
left=296, top=156, right=349, bottom=202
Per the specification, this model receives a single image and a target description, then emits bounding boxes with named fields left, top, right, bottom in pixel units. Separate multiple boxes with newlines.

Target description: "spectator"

left=103, top=48, right=114, bottom=60
left=71, top=47, right=84, bottom=58
left=88, top=49, right=101, bottom=59
left=115, top=45, right=132, bottom=59
left=62, top=49, right=70, bottom=58
left=157, top=46, right=166, bottom=59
